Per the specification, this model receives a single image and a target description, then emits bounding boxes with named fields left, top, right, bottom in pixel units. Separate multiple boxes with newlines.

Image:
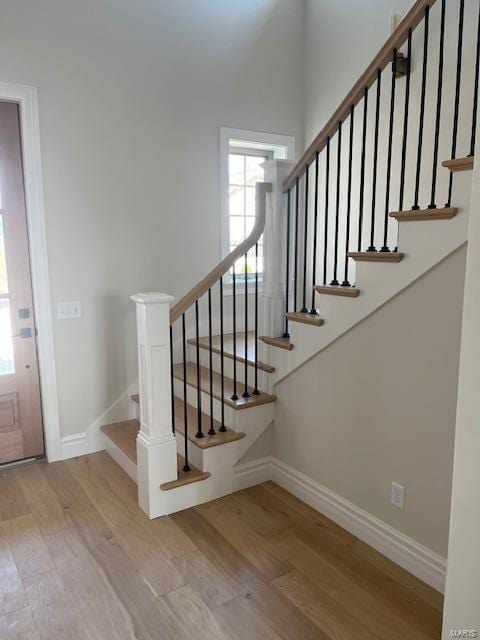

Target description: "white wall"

left=0, top=0, right=304, bottom=439
left=273, top=247, right=466, bottom=557
left=442, top=154, right=480, bottom=636
left=304, top=0, right=413, bottom=145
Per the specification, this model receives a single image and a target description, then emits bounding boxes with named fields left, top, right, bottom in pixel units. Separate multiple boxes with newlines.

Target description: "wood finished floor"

left=0, top=453, right=443, bottom=639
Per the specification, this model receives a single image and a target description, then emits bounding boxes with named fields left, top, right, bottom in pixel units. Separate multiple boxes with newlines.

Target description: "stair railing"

left=169, top=182, right=272, bottom=473
left=131, top=182, right=271, bottom=518
left=281, top=0, right=479, bottom=337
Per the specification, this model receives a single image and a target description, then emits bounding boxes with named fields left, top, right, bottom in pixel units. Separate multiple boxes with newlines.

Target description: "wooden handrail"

left=284, top=0, right=437, bottom=192
left=170, top=182, right=272, bottom=323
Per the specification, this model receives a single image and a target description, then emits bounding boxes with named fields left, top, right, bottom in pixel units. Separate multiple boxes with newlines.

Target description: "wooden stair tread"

left=259, top=336, right=294, bottom=351
left=442, top=156, right=474, bottom=172
left=101, top=419, right=138, bottom=464
left=172, top=363, right=276, bottom=410
left=313, top=285, right=360, bottom=298
left=188, top=332, right=274, bottom=373
left=131, top=394, right=245, bottom=448
left=160, top=455, right=210, bottom=491
left=389, top=207, right=458, bottom=221
left=347, top=251, right=404, bottom=263
left=285, top=312, right=325, bottom=327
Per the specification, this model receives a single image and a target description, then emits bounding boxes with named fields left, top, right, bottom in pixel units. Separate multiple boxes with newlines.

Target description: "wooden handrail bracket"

left=283, top=0, right=437, bottom=191
left=170, top=182, right=272, bottom=323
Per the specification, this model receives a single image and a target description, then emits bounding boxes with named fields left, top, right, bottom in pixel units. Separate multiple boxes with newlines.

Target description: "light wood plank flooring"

left=0, top=453, right=443, bottom=639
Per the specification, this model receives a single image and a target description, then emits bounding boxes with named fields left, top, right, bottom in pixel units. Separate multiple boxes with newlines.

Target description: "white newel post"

left=261, top=160, right=295, bottom=340
left=131, top=292, right=177, bottom=519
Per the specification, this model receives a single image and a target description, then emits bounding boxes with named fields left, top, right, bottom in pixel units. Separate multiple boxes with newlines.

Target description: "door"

left=0, top=101, right=44, bottom=464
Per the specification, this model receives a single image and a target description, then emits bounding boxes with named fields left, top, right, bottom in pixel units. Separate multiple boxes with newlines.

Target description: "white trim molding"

left=0, top=82, right=61, bottom=462
left=233, top=456, right=447, bottom=593
left=234, top=456, right=274, bottom=490
left=59, top=380, right=138, bottom=460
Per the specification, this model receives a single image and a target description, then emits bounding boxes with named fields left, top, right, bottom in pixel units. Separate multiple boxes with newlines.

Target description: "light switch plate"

left=57, top=301, right=82, bottom=320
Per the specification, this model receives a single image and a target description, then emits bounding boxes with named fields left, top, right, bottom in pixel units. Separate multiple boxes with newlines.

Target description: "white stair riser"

left=175, top=430, right=204, bottom=470
left=172, top=376, right=275, bottom=434
left=103, top=434, right=137, bottom=484
left=174, top=429, right=252, bottom=473
left=173, top=375, right=236, bottom=427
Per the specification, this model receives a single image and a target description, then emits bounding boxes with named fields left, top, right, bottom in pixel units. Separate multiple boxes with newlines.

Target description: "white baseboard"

left=234, top=456, right=274, bottom=490
left=233, top=456, right=447, bottom=593
left=59, top=432, right=96, bottom=460
left=59, top=381, right=138, bottom=460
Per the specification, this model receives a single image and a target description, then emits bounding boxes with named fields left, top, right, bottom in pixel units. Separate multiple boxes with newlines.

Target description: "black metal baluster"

left=283, top=190, right=291, bottom=338
left=253, top=242, right=260, bottom=394
left=195, top=300, right=204, bottom=438
left=310, top=151, right=320, bottom=313
left=382, top=49, right=397, bottom=252
left=412, top=5, right=429, bottom=211
left=470, top=0, right=480, bottom=157
left=231, top=264, right=238, bottom=401
left=331, top=122, right=342, bottom=286
left=447, top=0, right=465, bottom=207
left=358, top=87, right=368, bottom=252
left=243, top=253, right=250, bottom=398
left=170, top=325, right=175, bottom=434
left=301, top=166, right=309, bottom=312
left=368, top=69, right=382, bottom=252
left=181, top=314, right=190, bottom=472
left=219, top=277, right=226, bottom=431
left=293, top=177, right=300, bottom=312
left=429, top=0, right=446, bottom=209
left=399, top=29, right=412, bottom=212
left=207, top=288, right=215, bottom=435
left=342, top=105, right=354, bottom=285
left=323, top=138, right=330, bottom=283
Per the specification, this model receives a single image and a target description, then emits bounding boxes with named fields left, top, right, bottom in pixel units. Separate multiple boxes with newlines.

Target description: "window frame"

left=219, top=127, right=295, bottom=291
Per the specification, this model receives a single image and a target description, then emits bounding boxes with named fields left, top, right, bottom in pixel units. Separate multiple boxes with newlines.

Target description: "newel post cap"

left=130, top=292, right=175, bottom=305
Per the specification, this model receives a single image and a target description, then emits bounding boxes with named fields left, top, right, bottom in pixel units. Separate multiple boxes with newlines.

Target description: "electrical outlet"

left=57, top=301, right=82, bottom=320
left=391, top=481, right=405, bottom=509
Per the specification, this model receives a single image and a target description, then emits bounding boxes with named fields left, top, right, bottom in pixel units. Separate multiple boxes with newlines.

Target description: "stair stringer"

left=269, top=171, right=472, bottom=386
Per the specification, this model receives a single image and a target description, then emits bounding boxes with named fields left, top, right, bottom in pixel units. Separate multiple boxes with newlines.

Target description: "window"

left=228, top=149, right=271, bottom=280
left=0, top=215, right=14, bottom=375
left=220, top=128, right=295, bottom=286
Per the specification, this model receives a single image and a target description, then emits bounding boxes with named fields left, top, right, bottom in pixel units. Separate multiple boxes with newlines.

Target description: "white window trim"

left=219, top=127, right=295, bottom=292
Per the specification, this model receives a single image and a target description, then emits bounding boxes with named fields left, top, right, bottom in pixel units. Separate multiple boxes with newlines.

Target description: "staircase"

left=100, top=0, right=479, bottom=520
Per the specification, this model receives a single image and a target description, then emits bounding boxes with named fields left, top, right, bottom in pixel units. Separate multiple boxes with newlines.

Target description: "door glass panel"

left=0, top=215, right=9, bottom=295
left=0, top=298, right=14, bottom=375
